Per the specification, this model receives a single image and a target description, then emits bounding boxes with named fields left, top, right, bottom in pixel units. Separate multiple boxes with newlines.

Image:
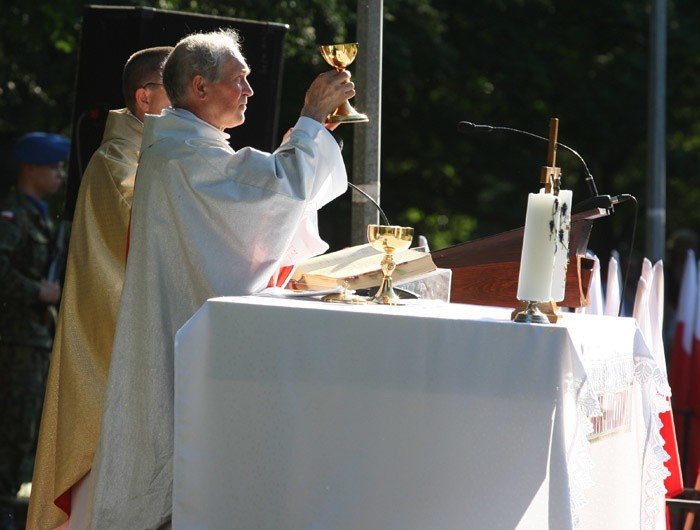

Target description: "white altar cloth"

left=173, top=296, right=669, bottom=530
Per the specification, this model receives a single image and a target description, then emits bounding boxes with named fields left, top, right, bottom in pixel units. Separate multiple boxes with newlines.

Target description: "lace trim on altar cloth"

left=585, top=354, right=635, bottom=395
left=635, top=358, right=672, bottom=530
left=565, top=353, right=672, bottom=529
left=564, top=373, right=600, bottom=528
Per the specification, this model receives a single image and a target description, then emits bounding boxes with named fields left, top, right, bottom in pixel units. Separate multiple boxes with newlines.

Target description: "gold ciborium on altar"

left=319, top=43, right=369, bottom=124
left=367, top=224, right=414, bottom=305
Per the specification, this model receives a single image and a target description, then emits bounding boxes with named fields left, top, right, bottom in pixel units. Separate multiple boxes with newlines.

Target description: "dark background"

left=63, top=5, right=288, bottom=219
left=2, top=0, right=700, bottom=280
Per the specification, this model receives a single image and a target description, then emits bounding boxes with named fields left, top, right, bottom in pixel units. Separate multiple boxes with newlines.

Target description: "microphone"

left=571, top=193, right=634, bottom=213
left=457, top=120, right=630, bottom=213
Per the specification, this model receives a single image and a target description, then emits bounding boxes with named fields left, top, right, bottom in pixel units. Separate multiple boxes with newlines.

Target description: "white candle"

left=550, top=189, right=573, bottom=302
left=517, top=193, right=557, bottom=302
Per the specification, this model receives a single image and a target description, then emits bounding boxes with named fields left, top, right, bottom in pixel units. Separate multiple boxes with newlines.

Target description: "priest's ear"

left=134, top=84, right=170, bottom=121
left=134, top=87, right=151, bottom=119
left=190, top=75, right=208, bottom=101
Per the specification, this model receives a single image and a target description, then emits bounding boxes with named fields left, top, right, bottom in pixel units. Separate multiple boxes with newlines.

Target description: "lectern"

left=431, top=206, right=608, bottom=308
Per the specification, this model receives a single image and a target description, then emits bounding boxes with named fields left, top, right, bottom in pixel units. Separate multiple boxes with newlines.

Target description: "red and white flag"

left=647, top=261, right=684, bottom=499
left=682, top=261, right=700, bottom=489
left=669, top=250, right=698, bottom=484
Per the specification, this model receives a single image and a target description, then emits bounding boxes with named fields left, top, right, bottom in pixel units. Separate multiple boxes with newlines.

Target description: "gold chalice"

left=320, top=43, right=369, bottom=124
left=367, top=224, right=414, bottom=305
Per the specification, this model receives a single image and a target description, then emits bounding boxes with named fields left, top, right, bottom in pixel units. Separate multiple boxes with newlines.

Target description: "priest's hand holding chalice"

left=367, top=224, right=414, bottom=305
left=319, top=43, right=369, bottom=124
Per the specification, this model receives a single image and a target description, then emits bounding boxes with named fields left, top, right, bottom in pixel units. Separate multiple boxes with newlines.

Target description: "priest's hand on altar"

left=301, top=69, right=355, bottom=125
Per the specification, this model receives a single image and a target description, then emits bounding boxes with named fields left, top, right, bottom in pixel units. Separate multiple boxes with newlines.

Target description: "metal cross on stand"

left=541, top=117, right=562, bottom=196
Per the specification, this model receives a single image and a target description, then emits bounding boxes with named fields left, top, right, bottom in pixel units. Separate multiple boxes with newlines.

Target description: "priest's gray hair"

left=163, top=28, right=243, bottom=107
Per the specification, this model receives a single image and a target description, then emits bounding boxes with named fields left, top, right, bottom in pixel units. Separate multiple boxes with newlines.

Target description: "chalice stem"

left=330, top=67, right=364, bottom=121
left=372, top=253, right=400, bottom=304
left=381, top=253, right=396, bottom=276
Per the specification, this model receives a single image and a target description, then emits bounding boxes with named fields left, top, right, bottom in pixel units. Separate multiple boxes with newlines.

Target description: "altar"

left=172, top=296, right=669, bottom=530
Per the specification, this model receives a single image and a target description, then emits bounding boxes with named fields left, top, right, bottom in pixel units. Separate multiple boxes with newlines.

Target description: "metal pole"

left=646, top=0, right=667, bottom=262
left=351, top=0, right=383, bottom=245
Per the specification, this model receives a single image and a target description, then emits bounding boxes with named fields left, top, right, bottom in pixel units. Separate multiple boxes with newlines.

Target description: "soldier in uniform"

left=0, top=132, right=69, bottom=529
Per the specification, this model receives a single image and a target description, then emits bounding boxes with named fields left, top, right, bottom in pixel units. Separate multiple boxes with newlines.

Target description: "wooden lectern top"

left=431, top=207, right=608, bottom=309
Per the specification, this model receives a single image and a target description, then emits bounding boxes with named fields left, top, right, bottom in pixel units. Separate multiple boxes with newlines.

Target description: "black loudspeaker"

left=64, top=5, right=288, bottom=220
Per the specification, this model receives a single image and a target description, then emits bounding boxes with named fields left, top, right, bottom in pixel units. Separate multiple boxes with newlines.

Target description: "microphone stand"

left=457, top=120, right=633, bottom=214
left=347, top=182, right=390, bottom=225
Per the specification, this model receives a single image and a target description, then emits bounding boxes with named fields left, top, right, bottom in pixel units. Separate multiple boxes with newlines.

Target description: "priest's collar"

left=163, top=107, right=231, bottom=140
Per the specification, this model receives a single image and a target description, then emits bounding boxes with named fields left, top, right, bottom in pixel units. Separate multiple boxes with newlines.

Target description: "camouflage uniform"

left=0, top=188, right=55, bottom=498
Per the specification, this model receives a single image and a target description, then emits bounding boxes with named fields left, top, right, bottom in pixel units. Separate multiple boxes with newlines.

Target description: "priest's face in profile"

left=204, top=50, right=254, bottom=131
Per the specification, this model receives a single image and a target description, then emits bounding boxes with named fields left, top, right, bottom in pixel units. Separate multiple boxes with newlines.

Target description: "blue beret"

left=14, top=132, right=70, bottom=165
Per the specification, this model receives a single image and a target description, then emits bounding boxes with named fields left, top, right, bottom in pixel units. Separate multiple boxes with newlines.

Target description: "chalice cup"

left=320, top=43, right=369, bottom=124
left=367, top=224, right=414, bottom=305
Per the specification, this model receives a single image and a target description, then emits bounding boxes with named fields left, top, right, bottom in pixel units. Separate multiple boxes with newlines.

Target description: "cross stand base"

left=512, top=300, right=562, bottom=324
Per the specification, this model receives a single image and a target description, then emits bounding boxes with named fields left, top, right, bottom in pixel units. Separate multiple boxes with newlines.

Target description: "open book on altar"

left=288, top=243, right=437, bottom=291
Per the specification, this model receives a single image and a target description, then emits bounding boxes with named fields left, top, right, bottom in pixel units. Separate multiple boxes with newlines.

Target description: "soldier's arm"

left=0, top=216, right=42, bottom=302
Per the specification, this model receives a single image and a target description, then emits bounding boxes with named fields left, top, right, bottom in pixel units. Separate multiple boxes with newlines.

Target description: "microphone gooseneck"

left=457, top=121, right=599, bottom=198
left=347, top=181, right=390, bottom=226
left=334, top=133, right=391, bottom=226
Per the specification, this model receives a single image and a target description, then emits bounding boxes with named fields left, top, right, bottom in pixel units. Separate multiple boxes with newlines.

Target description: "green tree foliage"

left=0, top=1, right=80, bottom=134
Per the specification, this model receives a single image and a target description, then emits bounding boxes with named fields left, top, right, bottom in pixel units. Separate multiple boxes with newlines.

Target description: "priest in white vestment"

left=27, top=47, right=173, bottom=530
left=88, top=29, right=352, bottom=529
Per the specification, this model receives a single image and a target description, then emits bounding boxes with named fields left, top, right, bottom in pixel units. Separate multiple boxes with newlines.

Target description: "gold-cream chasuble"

left=27, top=109, right=142, bottom=530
